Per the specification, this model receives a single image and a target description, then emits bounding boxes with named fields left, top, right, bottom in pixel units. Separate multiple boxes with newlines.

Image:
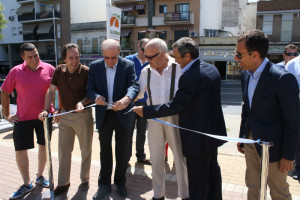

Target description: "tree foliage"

left=0, top=2, right=7, bottom=40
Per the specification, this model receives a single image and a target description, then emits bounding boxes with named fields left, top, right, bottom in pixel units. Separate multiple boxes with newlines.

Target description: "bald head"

left=101, top=39, right=121, bottom=68
left=101, top=39, right=121, bottom=52
left=145, top=38, right=168, bottom=53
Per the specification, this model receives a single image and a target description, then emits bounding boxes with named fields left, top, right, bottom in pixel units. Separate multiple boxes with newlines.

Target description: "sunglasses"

left=144, top=52, right=160, bottom=60
left=104, top=56, right=118, bottom=60
left=235, top=51, right=252, bottom=59
left=285, top=53, right=298, bottom=56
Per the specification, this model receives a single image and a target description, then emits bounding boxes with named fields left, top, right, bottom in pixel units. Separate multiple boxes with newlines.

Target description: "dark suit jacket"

left=86, top=57, right=139, bottom=131
left=144, top=59, right=227, bottom=157
left=240, top=61, right=300, bottom=162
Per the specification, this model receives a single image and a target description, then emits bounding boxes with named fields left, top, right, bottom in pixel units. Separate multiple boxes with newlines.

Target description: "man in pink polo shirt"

left=1, top=43, right=55, bottom=199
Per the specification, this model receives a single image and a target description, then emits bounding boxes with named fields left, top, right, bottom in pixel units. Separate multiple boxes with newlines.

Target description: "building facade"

left=256, top=0, right=300, bottom=63
left=0, top=0, right=70, bottom=69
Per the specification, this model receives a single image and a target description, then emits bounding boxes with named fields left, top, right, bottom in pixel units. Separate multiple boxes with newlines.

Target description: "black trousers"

left=186, top=148, right=222, bottom=200
left=97, top=110, right=130, bottom=187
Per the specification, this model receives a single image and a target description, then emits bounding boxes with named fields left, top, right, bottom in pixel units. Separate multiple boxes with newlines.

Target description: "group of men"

left=2, top=29, right=300, bottom=200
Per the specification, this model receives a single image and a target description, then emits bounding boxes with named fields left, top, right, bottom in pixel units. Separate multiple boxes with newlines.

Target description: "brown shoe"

left=54, top=183, right=70, bottom=196
left=78, top=181, right=89, bottom=191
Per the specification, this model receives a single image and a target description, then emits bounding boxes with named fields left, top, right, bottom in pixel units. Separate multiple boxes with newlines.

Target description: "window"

left=57, top=23, right=61, bottom=38
left=92, top=37, right=98, bottom=54
left=281, top=13, right=293, bottom=42
left=263, top=15, right=273, bottom=35
left=205, top=29, right=218, bottom=37
left=159, top=5, right=167, bottom=14
left=12, top=27, right=17, bottom=35
left=18, top=27, right=22, bottom=35
left=77, top=38, right=83, bottom=53
left=46, top=45, right=54, bottom=56
left=175, top=3, right=189, bottom=21
left=138, top=32, right=146, bottom=40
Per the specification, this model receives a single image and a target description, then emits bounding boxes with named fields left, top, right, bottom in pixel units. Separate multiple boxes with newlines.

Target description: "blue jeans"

left=127, top=102, right=148, bottom=161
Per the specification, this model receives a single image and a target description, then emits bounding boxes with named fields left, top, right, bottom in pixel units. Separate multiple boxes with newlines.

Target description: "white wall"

left=200, top=0, right=223, bottom=36
left=0, top=0, right=23, bottom=44
left=71, top=0, right=106, bottom=24
left=243, top=2, right=257, bottom=33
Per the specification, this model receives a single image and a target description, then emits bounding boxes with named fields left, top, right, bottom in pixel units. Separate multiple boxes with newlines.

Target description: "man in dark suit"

left=236, top=30, right=300, bottom=200
left=86, top=39, right=139, bottom=199
left=134, top=37, right=227, bottom=200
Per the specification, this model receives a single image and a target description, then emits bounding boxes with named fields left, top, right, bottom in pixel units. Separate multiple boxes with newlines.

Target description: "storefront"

left=199, top=46, right=240, bottom=80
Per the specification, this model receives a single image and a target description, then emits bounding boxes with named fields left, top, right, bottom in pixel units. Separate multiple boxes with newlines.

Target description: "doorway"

left=214, top=61, right=226, bottom=80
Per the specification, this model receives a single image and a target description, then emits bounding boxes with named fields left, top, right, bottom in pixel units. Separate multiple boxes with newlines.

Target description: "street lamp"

left=40, top=4, right=57, bottom=67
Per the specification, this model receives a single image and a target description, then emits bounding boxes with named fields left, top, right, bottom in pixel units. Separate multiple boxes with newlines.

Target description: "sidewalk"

left=0, top=113, right=299, bottom=200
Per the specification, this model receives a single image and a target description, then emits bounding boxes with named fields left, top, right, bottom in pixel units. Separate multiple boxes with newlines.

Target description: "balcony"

left=23, top=34, right=38, bottom=41
left=120, top=41, right=134, bottom=51
left=164, top=12, right=193, bottom=24
left=121, top=16, right=136, bottom=26
left=18, top=13, right=35, bottom=21
left=17, top=0, right=34, bottom=2
left=36, top=11, right=60, bottom=20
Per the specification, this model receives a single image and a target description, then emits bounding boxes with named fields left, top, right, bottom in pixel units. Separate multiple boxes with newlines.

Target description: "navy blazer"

left=240, top=61, right=300, bottom=162
left=86, top=57, right=139, bottom=131
left=144, top=59, right=227, bottom=156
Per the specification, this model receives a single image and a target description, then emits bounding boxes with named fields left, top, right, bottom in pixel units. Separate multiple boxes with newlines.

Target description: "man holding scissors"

left=87, top=39, right=139, bottom=199
left=39, top=43, right=93, bottom=196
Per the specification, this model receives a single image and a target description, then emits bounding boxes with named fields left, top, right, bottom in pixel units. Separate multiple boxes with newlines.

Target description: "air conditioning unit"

left=190, top=32, right=198, bottom=37
left=8, top=16, right=14, bottom=21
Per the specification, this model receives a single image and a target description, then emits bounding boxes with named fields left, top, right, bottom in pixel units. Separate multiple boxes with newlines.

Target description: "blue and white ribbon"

left=49, top=103, right=99, bottom=117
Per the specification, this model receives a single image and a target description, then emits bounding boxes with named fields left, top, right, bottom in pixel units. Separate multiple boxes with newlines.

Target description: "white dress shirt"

left=285, top=56, right=300, bottom=89
left=105, top=61, right=118, bottom=107
left=137, top=56, right=182, bottom=105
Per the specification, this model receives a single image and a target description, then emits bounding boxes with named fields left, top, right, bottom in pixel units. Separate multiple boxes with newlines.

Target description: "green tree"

left=0, top=2, right=7, bottom=40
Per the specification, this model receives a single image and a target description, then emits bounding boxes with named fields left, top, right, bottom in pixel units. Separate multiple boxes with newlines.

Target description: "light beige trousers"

left=57, top=108, right=94, bottom=186
left=148, top=115, right=189, bottom=199
left=244, top=142, right=291, bottom=200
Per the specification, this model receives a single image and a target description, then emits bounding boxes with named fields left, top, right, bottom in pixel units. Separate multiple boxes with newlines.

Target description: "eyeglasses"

left=285, top=53, right=298, bottom=56
left=104, top=56, right=118, bottom=60
left=144, top=52, right=160, bottom=60
left=235, top=51, right=252, bottom=59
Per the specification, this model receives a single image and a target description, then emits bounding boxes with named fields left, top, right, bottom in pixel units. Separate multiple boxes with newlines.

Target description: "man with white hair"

left=136, top=38, right=189, bottom=200
left=87, top=39, right=139, bottom=199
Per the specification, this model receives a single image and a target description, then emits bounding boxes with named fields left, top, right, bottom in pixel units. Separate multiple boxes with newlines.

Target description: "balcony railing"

left=36, top=11, right=60, bottom=19
left=18, top=13, right=35, bottom=21
left=120, top=41, right=134, bottom=50
left=18, top=11, right=60, bottom=22
left=164, top=12, right=191, bottom=22
left=37, top=33, right=54, bottom=40
left=17, top=0, right=34, bottom=2
left=121, top=16, right=136, bottom=25
left=23, top=34, right=38, bottom=41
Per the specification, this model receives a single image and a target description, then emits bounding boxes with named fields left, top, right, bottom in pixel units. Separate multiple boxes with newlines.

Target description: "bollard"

left=42, top=117, right=55, bottom=200
left=258, top=142, right=271, bottom=200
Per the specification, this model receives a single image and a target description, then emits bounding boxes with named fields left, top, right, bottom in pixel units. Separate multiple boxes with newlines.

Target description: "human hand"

left=6, top=114, right=19, bottom=124
left=279, top=158, right=293, bottom=173
left=113, top=96, right=131, bottom=111
left=237, top=143, right=244, bottom=154
left=133, top=106, right=143, bottom=117
left=75, top=102, right=84, bottom=112
left=95, top=95, right=106, bottom=106
left=38, top=111, right=49, bottom=121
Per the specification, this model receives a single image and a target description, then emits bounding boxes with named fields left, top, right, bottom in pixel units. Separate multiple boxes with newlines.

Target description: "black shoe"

left=54, top=183, right=70, bottom=196
left=137, top=158, right=151, bottom=165
left=152, top=197, right=165, bottom=200
left=78, top=181, right=89, bottom=191
left=117, top=185, right=127, bottom=198
left=292, top=169, right=300, bottom=180
left=93, top=185, right=111, bottom=200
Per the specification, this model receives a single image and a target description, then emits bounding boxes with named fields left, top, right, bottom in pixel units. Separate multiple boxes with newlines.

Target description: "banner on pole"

left=106, top=5, right=122, bottom=41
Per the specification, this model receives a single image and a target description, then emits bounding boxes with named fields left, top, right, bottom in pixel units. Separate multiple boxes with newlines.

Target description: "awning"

left=117, top=4, right=136, bottom=12
left=22, top=24, right=37, bottom=35
left=138, top=29, right=165, bottom=33
left=121, top=29, right=132, bottom=37
left=171, top=25, right=192, bottom=31
left=16, top=4, right=34, bottom=15
left=136, top=4, right=145, bottom=10
left=37, top=22, right=53, bottom=34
